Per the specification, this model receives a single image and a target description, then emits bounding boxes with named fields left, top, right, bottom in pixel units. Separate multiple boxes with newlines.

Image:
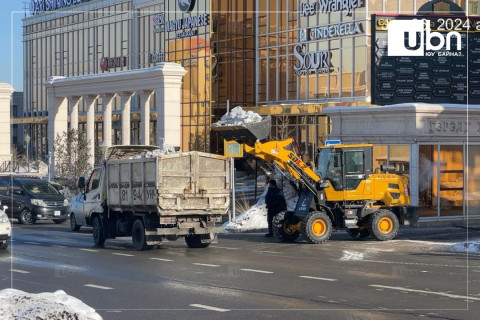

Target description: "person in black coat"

left=264, top=179, right=287, bottom=237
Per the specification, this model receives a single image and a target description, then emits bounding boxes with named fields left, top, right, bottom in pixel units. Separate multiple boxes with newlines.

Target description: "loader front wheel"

left=272, top=212, right=300, bottom=242
left=302, top=210, right=332, bottom=244
left=368, top=209, right=399, bottom=241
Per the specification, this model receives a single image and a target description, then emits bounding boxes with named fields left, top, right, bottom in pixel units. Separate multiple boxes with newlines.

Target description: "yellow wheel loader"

left=214, top=116, right=417, bottom=244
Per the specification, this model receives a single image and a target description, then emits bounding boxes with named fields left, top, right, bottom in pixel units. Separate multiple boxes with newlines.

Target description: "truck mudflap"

left=154, top=226, right=225, bottom=236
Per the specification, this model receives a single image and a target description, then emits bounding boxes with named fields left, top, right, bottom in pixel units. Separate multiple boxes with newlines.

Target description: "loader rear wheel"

left=302, top=210, right=332, bottom=244
left=346, top=227, right=370, bottom=240
left=185, top=235, right=211, bottom=248
left=368, top=209, right=399, bottom=241
left=272, top=212, right=300, bottom=242
left=132, top=219, right=153, bottom=251
left=92, top=216, right=105, bottom=247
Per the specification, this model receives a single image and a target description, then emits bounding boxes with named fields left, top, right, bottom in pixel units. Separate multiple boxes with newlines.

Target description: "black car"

left=0, top=176, right=69, bottom=224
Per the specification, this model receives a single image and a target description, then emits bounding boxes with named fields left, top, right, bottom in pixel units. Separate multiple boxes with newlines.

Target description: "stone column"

left=410, top=143, right=419, bottom=207
left=138, top=90, right=153, bottom=145
left=68, top=96, right=82, bottom=132
left=0, top=83, right=14, bottom=163
left=102, top=93, right=115, bottom=148
left=156, top=63, right=187, bottom=150
left=83, top=95, right=98, bottom=169
left=119, top=92, right=133, bottom=145
left=47, top=94, right=68, bottom=180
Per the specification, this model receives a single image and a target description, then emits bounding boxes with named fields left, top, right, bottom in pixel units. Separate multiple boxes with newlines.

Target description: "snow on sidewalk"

left=450, top=239, right=480, bottom=254
left=0, top=289, right=102, bottom=320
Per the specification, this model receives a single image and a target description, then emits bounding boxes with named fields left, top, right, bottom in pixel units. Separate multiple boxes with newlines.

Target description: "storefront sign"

left=100, top=56, right=127, bottom=72
left=299, top=0, right=364, bottom=17
left=30, top=0, right=91, bottom=16
left=300, top=22, right=363, bottom=42
left=148, top=52, right=165, bottom=64
left=294, top=44, right=332, bottom=76
left=153, top=4, right=209, bottom=38
left=372, top=14, right=480, bottom=105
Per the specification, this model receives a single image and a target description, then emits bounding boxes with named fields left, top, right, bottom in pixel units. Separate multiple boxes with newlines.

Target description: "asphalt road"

left=1, top=221, right=479, bottom=320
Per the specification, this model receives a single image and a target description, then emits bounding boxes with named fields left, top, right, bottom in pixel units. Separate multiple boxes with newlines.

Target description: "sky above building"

left=0, top=1, right=25, bottom=92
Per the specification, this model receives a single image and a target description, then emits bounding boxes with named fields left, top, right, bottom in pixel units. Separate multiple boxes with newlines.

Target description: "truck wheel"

left=272, top=212, right=300, bottom=242
left=346, top=228, right=370, bottom=240
left=368, top=209, right=399, bottom=241
left=301, top=210, right=332, bottom=244
left=185, top=235, right=211, bottom=248
left=0, top=241, right=8, bottom=250
left=20, top=208, right=36, bottom=225
left=93, top=216, right=106, bottom=247
left=132, top=219, right=153, bottom=251
left=70, top=214, right=81, bottom=231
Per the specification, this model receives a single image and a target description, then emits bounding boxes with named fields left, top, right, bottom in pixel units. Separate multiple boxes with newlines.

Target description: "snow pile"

left=0, top=289, right=102, bottom=320
left=212, top=106, right=263, bottom=127
left=130, top=146, right=179, bottom=159
left=450, top=239, right=480, bottom=254
left=224, top=175, right=298, bottom=231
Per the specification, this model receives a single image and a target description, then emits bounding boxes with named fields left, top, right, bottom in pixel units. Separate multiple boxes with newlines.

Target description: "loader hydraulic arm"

left=243, top=139, right=321, bottom=194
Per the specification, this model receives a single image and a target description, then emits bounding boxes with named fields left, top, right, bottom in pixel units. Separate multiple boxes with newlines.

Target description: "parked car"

left=0, top=202, right=11, bottom=249
left=69, top=193, right=87, bottom=231
left=0, top=176, right=69, bottom=225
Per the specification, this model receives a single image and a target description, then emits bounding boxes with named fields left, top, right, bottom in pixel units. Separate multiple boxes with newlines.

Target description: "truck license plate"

left=54, top=211, right=61, bottom=216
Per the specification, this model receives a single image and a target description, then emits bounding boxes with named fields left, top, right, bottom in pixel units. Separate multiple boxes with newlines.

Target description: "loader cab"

left=317, top=144, right=373, bottom=191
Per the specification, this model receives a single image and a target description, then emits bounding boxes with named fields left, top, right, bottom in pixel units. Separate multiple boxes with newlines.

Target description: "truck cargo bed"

left=106, top=151, right=230, bottom=216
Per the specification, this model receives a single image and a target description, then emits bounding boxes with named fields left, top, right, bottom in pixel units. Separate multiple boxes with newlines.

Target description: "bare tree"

left=277, top=115, right=290, bottom=140
left=54, top=129, right=91, bottom=192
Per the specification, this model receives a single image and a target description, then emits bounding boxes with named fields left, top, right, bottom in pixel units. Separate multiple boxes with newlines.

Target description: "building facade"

left=19, top=0, right=480, bottom=221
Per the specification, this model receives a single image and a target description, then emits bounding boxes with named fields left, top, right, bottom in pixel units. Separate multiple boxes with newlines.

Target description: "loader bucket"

left=213, top=115, right=272, bottom=144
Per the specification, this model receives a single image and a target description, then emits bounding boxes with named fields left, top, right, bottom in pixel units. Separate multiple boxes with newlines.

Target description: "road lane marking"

left=369, top=285, right=480, bottom=301
left=240, top=268, right=273, bottom=274
left=112, top=253, right=135, bottom=257
left=358, top=259, right=478, bottom=269
left=260, top=251, right=281, bottom=254
left=80, top=249, right=99, bottom=252
left=193, top=263, right=220, bottom=268
left=190, top=304, right=230, bottom=312
left=150, top=258, right=173, bottom=262
left=24, top=241, right=41, bottom=245
left=84, top=284, right=113, bottom=290
left=9, top=269, right=30, bottom=274
left=299, top=276, right=338, bottom=282
left=51, top=245, right=66, bottom=248
left=211, top=246, right=239, bottom=250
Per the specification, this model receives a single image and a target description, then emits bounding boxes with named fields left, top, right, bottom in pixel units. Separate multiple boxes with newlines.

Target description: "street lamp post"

left=24, top=134, right=31, bottom=172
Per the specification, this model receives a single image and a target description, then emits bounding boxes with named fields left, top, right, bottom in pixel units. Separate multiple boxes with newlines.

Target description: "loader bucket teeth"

left=213, top=115, right=272, bottom=144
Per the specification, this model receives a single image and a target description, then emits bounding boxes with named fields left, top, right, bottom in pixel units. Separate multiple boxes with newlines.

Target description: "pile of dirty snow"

left=224, top=175, right=298, bottom=232
left=0, top=289, right=102, bottom=320
left=212, top=106, right=263, bottom=127
left=450, top=239, right=480, bottom=254
left=130, top=146, right=179, bottom=159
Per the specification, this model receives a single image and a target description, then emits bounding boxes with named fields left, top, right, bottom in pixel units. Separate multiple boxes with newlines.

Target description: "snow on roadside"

left=224, top=175, right=298, bottom=232
left=0, top=289, right=102, bottom=320
left=450, top=239, right=480, bottom=254
left=212, top=106, right=263, bottom=127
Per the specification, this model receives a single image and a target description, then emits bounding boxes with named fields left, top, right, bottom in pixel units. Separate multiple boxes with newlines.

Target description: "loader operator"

left=265, top=179, right=287, bottom=237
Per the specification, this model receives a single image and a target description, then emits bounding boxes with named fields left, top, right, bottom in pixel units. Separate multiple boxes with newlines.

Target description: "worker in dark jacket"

left=265, top=179, right=287, bottom=237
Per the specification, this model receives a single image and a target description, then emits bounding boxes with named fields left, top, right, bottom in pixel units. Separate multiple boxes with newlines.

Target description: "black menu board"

left=372, top=14, right=480, bottom=105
